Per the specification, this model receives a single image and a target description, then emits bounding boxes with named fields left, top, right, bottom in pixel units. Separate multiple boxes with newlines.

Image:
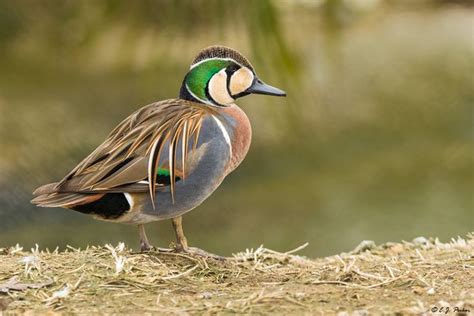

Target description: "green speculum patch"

left=186, top=59, right=231, bottom=101
left=156, top=167, right=170, bottom=176
left=156, top=167, right=180, bottom=185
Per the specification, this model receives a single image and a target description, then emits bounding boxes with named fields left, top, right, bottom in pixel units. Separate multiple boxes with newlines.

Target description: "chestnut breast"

left=218, top=104, right=252, bottom=174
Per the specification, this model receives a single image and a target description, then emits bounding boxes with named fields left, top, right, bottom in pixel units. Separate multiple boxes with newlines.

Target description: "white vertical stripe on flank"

left=212, top=115, right=232, bottom=157
left=124, top=193, right=134, bottom=209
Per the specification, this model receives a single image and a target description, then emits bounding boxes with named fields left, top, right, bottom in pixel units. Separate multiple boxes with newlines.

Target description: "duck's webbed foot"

left=138, top=224, right=154, bottom=252
left=171, top=216, right=226, bottom=260
left=140, top=240, right=154, bottom=252
left=179, top=246, right=226, bottom=260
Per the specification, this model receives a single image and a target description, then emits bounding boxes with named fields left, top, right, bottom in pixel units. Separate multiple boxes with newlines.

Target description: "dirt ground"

left=0, top=234, right=473, bottom=315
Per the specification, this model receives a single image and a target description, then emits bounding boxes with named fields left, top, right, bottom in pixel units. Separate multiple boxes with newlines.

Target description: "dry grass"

left=0, top=234, right=473, bottom=315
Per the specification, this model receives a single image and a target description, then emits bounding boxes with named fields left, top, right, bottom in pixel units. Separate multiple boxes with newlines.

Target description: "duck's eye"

left=229, top=67, right=254, bottom=96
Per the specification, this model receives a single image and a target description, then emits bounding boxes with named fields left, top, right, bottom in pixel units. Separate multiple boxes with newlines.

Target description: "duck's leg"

left=171, top=216, right=225, bottom=260
left=138, top=224, right=153, bottom=252
left=171, top=216, right=188, bottom=251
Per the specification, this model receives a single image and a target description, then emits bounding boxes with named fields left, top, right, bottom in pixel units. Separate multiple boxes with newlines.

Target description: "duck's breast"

left=218, top=104, right=252, bottom=174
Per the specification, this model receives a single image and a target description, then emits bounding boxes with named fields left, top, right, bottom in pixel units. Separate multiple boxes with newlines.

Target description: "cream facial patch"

left=229, top=67, right=254, bottom=96
left=208, top=69, right=235, bottom=105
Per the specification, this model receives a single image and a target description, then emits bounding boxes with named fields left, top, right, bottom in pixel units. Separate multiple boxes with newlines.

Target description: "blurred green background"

left=0, top=0, right=472, bottom=257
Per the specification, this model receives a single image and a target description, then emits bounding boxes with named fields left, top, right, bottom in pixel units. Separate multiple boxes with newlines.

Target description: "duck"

left=31, top=45, right=286, bottom=255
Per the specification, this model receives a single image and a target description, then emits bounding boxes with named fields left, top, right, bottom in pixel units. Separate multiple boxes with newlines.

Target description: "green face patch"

left=185, top=59, right=232, bottom=102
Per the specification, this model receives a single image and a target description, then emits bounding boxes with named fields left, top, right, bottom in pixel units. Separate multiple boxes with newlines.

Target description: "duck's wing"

left=37, top=99, right=218, bottom=204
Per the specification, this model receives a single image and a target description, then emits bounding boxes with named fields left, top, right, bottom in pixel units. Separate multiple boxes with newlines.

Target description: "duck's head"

left=179, top=46, right=286, bottom=106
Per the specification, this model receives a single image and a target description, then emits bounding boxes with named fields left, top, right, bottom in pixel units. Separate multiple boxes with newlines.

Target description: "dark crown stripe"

left=191, top=46, right=254, bottom=71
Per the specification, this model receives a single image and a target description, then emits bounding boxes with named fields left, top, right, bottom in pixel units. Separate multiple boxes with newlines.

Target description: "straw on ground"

left=0, top=234, right=473, bottom=314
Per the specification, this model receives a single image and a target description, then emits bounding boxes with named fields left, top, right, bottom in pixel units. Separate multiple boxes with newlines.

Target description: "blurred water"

left=0, top=1, right=472, bottom=256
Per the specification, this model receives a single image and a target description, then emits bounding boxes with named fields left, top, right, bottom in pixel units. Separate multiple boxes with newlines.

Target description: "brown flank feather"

left=35, top=99, right=218, bottom=208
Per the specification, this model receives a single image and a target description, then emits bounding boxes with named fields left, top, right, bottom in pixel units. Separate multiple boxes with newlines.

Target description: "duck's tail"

left=31, top=182, right=103, bottom=208
left=32, top=182, right=58, bottom=196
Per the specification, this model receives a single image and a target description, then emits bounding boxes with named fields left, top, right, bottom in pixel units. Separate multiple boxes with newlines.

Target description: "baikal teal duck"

left=32, top=46, right=286, bottom=257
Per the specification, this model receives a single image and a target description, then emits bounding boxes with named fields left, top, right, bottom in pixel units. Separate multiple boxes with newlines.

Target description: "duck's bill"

left=247, top=79, right=286, bottom=97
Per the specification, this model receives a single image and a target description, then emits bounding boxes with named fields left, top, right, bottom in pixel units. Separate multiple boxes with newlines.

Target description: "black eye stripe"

left=225, top=64, right=239, bottom=77
left=226, top=64, right=241, bottom=96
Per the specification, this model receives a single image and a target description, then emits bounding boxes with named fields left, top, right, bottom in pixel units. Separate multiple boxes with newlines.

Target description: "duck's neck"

left=179, top=77, right=200, bottom=103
